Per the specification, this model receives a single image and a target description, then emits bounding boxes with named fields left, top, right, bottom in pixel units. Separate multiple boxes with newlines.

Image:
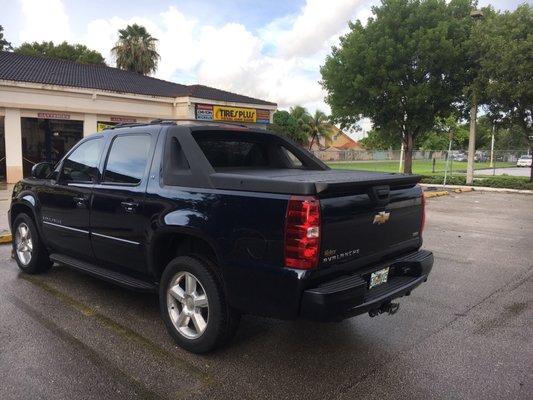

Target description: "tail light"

left=284, top=196, right=321, bottom=269
left=420, top=193, right=426, bottom=236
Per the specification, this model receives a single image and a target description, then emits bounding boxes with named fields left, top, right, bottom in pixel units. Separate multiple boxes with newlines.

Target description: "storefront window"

left=21, top=118, right=83, bottom=177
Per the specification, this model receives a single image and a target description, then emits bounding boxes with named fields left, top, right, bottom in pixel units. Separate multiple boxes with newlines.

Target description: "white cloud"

left=18, top=0, right=369, bottom=114
left=274, top=0, right=363, bottom=58
left=18, top=0, right=69, bottom=43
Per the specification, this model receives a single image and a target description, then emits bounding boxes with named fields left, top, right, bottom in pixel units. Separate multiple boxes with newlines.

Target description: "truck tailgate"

left=319, top=183, right=423, bottom=269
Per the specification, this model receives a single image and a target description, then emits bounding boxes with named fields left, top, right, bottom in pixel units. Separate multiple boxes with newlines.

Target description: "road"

left=476, top=167, right=530, bottom=177
left=0, top=191, right=532, bottom=400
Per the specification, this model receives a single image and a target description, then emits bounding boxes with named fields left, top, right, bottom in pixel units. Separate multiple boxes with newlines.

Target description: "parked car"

left=9, top=121, right=433, bottom=353
left=449, top=152, right=467, bottom=162
left=516, top=155, right=532, bottom=167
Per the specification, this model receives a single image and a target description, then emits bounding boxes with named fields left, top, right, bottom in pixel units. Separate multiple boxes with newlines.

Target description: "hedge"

left=420, top=175, right=533, bottom=190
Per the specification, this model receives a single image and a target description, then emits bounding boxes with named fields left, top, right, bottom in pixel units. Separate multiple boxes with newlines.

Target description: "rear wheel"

left=159, top=256, right=239, bottom=353
left=12, top=213, right=52, bottom=274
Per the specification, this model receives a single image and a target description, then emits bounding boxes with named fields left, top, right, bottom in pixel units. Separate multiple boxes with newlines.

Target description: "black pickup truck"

left=9, top=121, right=433, bottom=353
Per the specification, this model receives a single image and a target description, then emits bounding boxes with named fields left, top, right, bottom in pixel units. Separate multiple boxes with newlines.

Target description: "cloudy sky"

left=0, top=0, right=525, bottom=118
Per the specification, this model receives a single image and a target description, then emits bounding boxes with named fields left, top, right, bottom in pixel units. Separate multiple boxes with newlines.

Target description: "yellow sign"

left=97, top=122, right=114, bottom=132
left=213, top=106, right=257, bottom=123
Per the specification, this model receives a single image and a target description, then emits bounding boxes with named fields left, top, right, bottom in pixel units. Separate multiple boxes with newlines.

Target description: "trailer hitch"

left=368, top=302, right=400, bottom=317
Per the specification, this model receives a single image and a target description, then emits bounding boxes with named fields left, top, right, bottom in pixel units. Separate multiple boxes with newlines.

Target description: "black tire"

left=159, top=256, right=240, bottom=353
left=12, top=213, right=52, bottom=274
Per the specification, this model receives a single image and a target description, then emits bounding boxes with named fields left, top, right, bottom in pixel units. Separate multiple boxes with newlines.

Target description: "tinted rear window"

left=193, top=131, right=307, bottom=170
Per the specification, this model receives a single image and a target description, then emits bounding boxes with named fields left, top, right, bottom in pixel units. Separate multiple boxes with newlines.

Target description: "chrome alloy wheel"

left=15, top=222, right=33, bottom=266
left=167, top=271, right=209, bottom=339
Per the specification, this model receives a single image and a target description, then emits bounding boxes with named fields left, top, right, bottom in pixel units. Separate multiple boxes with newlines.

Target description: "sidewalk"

left=0, top=184, right=13, bottom=234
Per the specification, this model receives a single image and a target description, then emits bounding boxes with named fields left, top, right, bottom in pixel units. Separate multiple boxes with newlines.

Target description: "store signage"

left=110, top=116, right=137, bottom=123
left=195, top=104, right=270, bottom=124
left=37, top=112, right=70, bottom=120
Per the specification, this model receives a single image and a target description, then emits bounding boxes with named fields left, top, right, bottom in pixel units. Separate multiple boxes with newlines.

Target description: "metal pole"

left=399, top=142, right=404, bottom=173
left=443, top=139, right=453, bottom=187
left=489, top=124, right=495, bottom=168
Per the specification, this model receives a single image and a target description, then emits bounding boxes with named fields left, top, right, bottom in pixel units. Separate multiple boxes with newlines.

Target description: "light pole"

left=466, top=9, right=484, bottom=185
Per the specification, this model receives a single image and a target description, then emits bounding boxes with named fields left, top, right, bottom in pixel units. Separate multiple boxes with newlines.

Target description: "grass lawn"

left=328, top=160, right=515, bottom=175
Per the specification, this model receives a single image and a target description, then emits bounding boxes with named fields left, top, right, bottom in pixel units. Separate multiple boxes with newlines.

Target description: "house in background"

left=325, top=126, right=363, bottom=150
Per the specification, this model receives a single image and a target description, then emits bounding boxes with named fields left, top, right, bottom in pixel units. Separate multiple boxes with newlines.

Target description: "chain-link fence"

left=312, top=149, right=530, bottom=177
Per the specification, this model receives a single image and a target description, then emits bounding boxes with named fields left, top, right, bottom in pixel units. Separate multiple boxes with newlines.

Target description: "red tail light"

left=420, top=193, right=426, bottom=236
left=284, top=196, right=321, bottom=269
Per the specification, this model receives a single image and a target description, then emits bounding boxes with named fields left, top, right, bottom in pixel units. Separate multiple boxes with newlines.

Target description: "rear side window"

left=61, top=137, right=103, bottom=183
left=103, top=134, right=151, bottom=184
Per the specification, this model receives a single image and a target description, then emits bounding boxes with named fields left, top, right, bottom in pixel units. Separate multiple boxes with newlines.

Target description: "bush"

left=420, top=175, right=533, bottom=190
left=420, top=175, right=466, bottom=185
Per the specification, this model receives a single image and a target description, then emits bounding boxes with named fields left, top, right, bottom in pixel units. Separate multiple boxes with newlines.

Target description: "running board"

left=49, top=254, right=157, bottom=292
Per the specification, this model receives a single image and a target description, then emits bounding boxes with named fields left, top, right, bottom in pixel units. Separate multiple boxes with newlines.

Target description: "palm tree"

left=307, top=110, right=334, bottom=150
left=112, top=24, right=160, bottom=75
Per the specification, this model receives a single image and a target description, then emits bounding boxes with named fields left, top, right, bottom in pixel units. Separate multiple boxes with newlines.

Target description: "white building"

left=0, top=51, right=277, bottom=183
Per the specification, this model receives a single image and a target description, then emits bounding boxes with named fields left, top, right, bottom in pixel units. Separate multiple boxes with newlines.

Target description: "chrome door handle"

left=120, top=201, right=139, bottom=213
left=73, top=196, right=88, bottom=207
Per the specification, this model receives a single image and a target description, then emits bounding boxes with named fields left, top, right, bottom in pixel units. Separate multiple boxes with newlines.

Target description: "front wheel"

left=12, top=213, right=52, bottom=274
left=159, top=256, right=239, bottom=353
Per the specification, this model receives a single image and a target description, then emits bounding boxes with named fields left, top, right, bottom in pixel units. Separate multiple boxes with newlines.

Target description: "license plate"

left=369, top=267, right=389, bottom=289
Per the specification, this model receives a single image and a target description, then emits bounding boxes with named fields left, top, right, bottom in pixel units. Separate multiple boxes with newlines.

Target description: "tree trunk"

left=308, top=134, right=316, bottom=150
left=403, top=133, right=414, bottom=174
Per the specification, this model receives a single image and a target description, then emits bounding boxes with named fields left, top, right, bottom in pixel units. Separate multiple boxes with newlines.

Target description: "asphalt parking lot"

left=0, top=191, right=531, bottom=400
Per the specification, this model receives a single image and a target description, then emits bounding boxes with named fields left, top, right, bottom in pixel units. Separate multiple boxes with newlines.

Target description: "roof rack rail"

left=108, top=119, right=254, bottom=130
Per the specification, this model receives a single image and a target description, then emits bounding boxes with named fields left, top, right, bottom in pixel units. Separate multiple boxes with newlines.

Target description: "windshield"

left=520, top=155, right=532, bottom=159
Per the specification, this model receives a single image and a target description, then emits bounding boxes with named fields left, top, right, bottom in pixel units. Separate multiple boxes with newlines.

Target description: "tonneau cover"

left=209, top=169, right=421, bottom=195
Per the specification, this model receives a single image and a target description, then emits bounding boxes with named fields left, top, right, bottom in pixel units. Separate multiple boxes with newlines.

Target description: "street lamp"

left=466, top=9, right=484, bottom=185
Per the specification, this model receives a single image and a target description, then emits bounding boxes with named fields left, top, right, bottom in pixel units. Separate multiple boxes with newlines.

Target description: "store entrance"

left=21, top=118, right=83, bottom=177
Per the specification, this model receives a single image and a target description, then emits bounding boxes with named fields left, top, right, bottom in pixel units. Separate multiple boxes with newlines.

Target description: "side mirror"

left=31, top=162, right=53, bottom=179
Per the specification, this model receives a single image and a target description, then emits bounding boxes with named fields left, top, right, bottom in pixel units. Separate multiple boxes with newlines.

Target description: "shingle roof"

left=0, top=51, right=276, bottom=106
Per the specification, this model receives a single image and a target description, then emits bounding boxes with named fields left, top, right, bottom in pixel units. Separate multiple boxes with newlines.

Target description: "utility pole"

left=489, top=124, right=495, bottom=168
left=466, top=9, right=484, bottom=185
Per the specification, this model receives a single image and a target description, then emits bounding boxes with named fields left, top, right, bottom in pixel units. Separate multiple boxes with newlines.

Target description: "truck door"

left=90, top=132, right=156, bottom=274
left=38, top=136, right=104, bottom=261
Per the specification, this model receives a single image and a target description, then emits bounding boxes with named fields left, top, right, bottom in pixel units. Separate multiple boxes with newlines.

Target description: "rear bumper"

left=300, top=250, right=434, bottom=321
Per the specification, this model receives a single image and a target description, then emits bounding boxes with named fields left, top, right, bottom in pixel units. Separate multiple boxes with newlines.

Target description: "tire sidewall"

left=159, top=256, right=226, bottom=353
left=12, top=213, right=48, bottom=274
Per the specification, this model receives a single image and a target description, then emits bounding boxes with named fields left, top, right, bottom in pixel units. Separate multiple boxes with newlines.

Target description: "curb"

left=420, top=183, right=533, bottom=195
left=423, top=190, right=449, bottom=199
left=0, top=233, right=12, bottom=244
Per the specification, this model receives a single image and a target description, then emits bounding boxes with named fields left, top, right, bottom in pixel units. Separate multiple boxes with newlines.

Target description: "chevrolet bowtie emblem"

left=373, top=211, right=390, bottom=225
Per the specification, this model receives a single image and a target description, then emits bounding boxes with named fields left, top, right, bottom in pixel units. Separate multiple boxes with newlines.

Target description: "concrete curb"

left=423, top=191, right=449, bottom=199
left=420, top=183, right=533, bottom=195
left=0, top=233, right=12, bottom=244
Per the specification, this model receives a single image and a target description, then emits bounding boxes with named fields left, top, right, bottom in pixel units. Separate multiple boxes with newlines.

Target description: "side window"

left=61, top=138, right=103, bottom=183
left=103, top=134, right=151, bottom=185
left=170, top=137, right=190, bottom=170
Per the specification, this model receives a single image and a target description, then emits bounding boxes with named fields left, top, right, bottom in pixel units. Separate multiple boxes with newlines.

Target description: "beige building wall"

left=4, top=108, right=23, bottom=183
left=0, top=80, right=277, bottom=183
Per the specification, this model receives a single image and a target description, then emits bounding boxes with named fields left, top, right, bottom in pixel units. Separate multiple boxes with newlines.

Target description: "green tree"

left=321, top=0, right=473, bottom=173
left=268, top=110, right=308, bottom=144
left=0, top=25, right=12, bottom=51
left=307, top=110, right=334, bottom=150
left=14, top=41, right=105, bottom=64
left=112, top=24, right=160, bottom=75
left=479, top=4, right=532, bottom=180
left=360, top=129, right=401, bottom=150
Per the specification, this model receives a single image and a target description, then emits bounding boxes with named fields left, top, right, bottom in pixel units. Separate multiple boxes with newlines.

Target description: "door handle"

left=73, top=196, right=88, bottom=207
left=121, top=201, right=139, bottom=213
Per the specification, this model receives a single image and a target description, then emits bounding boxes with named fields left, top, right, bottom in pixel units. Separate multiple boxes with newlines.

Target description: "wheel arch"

left=148, top=228, right=222, bottom=282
